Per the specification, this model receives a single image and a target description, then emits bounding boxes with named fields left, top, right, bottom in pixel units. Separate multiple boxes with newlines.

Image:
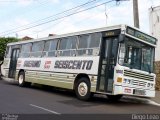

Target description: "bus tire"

left=18, top=71, right=30, bottom=87
left=106, top=95, right=123, bottom=101
left=75, top=77, right=92, bottom=101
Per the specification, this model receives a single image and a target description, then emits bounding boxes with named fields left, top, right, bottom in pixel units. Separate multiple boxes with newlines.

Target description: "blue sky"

left=0, top=0, right=160, bottom=38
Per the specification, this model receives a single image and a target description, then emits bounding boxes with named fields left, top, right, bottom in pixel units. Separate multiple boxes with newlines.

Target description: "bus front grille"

left=132, top=80, right=147, bottom=87
left=124, top=70, right=154, bottom=81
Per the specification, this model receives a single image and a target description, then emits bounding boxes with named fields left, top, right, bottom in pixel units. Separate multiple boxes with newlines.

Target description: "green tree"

left=0, top=37, right=19, bottom=62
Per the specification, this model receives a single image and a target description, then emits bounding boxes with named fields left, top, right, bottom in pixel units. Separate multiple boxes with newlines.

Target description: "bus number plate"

left=133, top=89, right=146, bottom=96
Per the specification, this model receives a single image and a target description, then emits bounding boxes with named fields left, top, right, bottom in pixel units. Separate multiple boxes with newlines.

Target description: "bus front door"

left=97, top=37, right=118, bottom=93
left=8, top=48, right=20, bottom=78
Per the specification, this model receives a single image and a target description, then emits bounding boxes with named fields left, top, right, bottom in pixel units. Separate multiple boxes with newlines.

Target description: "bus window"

left=43, top=39, right=58, bottom=57
left=20, top=43, right=32, bottom=58
left=44, top=41, right=50, bottom=52
left=49, top=39, right=58, bottom=56
left=141, top=47, right=154, bottom=72
left=77, top=33, right=101, bottom=56
left=5, top=46, right=11, bottom=58
left=43, top=40, right=50, bottom=57
left=58, top=36, right=77, bottom=56
left=90, top=33, right=102, bottom=48
left=31, top=41, right=44, bottom=58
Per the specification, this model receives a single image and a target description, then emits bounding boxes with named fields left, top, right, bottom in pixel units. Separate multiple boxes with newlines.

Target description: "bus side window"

left=5, top=46, right=11, bottom=58
left=43, top=40, right=50, bottom=57
left=30, top=41, right=44, bottom=58
left=77, top=33, right=101, bottom=56
left=43, top=39, right=58, bottom=57
left=20, top=43, right=32, bottom=58
left=57, top=36, right=77, bottom=56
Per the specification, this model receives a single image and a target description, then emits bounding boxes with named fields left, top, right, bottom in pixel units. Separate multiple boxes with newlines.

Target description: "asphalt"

left=0, top=77, right=160, bottom=115
left=152, top=91, right=160, bottom=104
left=2, top=76, right=160, bottom=104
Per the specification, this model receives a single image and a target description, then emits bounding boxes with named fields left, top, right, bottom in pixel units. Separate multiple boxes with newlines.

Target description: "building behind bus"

left=149, top=6, right=160, bottom=90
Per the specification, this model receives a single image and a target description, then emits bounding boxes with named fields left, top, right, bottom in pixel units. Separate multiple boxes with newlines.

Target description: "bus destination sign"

left=126, top=27, right=157, bottom=45
left=102, top=29, right=120, bottom=37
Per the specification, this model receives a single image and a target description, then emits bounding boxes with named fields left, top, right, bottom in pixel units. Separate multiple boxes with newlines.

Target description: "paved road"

left=0, top=79, right=160, bottom=115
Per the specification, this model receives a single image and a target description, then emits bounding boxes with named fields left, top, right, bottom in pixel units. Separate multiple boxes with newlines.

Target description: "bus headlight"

left=124, top=79, right=127, bottom=83
left=149, top=83, right=154, bottom=88
left=128, top=79, right=131, bottom=84
left=123, top=79, right=132, bottom=84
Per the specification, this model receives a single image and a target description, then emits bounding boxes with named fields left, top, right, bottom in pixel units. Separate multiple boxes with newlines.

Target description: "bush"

left=0, top=37, right=19, bottom=61
left=154, top=61, right=160, bottom=91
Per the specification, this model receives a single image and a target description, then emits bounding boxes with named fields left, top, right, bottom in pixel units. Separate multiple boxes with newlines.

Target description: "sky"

left=0, top=0, right=160, bottom=39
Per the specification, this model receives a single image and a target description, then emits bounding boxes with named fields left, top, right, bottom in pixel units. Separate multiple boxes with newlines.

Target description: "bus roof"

left=7, top=24, right=157, bottom=46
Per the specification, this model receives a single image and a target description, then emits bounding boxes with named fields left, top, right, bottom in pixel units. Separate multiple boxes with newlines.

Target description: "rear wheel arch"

left=74, top=73, right=93, bottom=101
left=73, top=73, right=90, bottom=90
left=18, top=69, right=30, bottom=87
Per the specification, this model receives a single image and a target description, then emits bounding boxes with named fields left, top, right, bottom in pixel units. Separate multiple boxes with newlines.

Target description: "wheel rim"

left=78, top=82, right=88, bottom=96
left=19, top=74, right=24, bottom=84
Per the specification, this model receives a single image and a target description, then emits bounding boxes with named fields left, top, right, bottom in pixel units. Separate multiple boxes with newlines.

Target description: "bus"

left=1, top=24, right=157, bottom=101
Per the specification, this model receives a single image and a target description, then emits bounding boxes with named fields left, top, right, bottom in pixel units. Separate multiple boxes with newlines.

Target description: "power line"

left=1, top=0, right=129, bottom=36
left=1, top=0, right=115, bottom=36
left=35, top=1, right=93, bottom=33
left=32, top=1, right=119, bottom=36
left=0, top=0, right=98, bottom=35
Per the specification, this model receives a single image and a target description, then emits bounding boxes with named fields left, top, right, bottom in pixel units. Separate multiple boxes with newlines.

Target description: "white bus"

left=1, top=25, right=157, bottom=101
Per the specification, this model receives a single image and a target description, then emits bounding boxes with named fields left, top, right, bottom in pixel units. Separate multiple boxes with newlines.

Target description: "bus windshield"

left=118, top=37, right=154, bottom=73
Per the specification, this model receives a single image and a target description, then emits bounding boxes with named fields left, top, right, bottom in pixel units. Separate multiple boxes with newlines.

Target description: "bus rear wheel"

left=75, top=77, right=92, bottom=101
left=18, top=71, right=30, bottom=87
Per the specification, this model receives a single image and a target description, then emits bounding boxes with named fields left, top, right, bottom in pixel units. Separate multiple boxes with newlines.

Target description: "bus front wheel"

left=75, top=77, right=92, bottom=101
left=18, top=71, right=30, bottom=87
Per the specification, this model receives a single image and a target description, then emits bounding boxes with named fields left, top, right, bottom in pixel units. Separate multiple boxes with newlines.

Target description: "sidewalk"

left=151, top=91, right=160, bottom=104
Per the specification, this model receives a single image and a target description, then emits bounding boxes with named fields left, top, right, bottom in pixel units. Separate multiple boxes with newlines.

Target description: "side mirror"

left=124, top=58, right=128, bottom=63
left=109, top=57, right=115, bottom=65
left=119, top=34, right=125, bottom=42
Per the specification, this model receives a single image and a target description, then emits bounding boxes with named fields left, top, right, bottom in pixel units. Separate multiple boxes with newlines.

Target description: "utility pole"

left=133, top=0, right=139, bottom=28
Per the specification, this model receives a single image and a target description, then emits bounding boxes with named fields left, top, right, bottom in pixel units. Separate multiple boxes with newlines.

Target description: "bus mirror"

left=119, top=34, right=125, bottom=42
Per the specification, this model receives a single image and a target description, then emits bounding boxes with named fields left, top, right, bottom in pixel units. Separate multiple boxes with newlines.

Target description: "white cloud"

left=22, top=0, right=160, bottom=38
left=17, top=0, right=34, bottom=6
left=50, top=0, right=59, bottom=4
left=2, top=0, right=160, bottom=38
left=1, top=18, right=31, bottom=37
left=15, top=18, right=30, bottom=26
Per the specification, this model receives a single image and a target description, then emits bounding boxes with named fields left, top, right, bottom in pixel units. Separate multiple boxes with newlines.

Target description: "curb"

left=151, top=91, right=160, bottom=104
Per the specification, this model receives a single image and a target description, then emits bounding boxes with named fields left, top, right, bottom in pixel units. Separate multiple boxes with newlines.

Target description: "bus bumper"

left=113, top=85, right=155, bottom=98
